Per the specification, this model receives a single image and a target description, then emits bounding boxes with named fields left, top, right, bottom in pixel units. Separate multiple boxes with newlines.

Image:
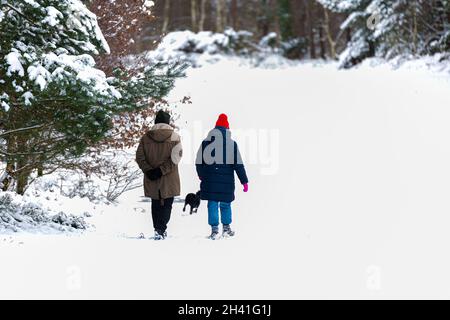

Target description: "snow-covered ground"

left=1, top=55, right=450, bottom=299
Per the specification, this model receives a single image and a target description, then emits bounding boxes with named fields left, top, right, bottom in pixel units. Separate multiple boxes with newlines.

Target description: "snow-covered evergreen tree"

left=318, top=0, right=377, bottom=68
left=319, top=0, right=450, bottom=68
left=0, top=0, right=184, bottom=194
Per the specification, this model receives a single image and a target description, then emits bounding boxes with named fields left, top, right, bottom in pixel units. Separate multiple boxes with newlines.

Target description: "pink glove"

left=243, top=183, right=249, bottom=193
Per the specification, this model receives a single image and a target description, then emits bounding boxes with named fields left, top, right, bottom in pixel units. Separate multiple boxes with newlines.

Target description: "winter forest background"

left=140, top=0, right=450, bottom=65
left=2, top=0, right=449, bottom=195
left=0, top=0, right=450, bottom=299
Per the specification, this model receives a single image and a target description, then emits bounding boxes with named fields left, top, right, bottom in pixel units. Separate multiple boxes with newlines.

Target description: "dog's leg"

left=183, top=204, right=186, bottom=212
left=190, top=206, right=193, bottom=215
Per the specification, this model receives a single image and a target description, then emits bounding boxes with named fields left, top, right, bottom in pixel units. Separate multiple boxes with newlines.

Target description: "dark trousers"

left=151, top=197, right=174, bottom=234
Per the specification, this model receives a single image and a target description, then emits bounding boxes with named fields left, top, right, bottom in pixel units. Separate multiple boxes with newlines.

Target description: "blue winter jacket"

left=196, top=126, right=249, bottom=203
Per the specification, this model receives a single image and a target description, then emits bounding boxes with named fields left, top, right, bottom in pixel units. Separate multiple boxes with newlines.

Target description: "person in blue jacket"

left=196, top=114, right=249, bottom=240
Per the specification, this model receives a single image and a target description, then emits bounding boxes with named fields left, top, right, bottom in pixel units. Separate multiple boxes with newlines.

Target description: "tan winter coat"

left=136, top=123, right=182, bottom=200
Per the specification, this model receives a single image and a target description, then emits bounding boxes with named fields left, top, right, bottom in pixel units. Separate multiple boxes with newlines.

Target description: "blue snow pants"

left=208, top=201, right=232, bottom=227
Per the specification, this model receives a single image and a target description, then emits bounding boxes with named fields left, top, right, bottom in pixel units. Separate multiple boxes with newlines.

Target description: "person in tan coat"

left=136, top=110, right=182, bottom=240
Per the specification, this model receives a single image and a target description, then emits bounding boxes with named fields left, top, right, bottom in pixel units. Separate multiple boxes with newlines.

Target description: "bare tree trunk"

left=15, top=155, right=30, bottom=195
left=199, top=0, right=207, bottom=31
left=162, top=0, right=171, bottom=34
left=446, top=0, right=450, bottom=24
left=270, top=0, right=281, bottom=45
left=433, top=0, right=446, bottom=30
left=16, top=171, right=29, bottom=195
left=306, top=0, right=316, bottom=59
left=2, top=138, right=15, bottom=191
left=216, top=0, right=227, bottom=33
left=37, top=161, right=44, bottom=177
left=191, top=0, right=198, bottom=32
left=291, top=0, right=306, bottom=38
left=323, top=7, right=336, bottom=59
left=1, top=163, right=14, bottom=192
left=260, top=5, right=269, bottom=36
left=216, top=0, right=222, bottom=32
left=411, top=1, right=418, bottom=54
left=231, top=0, right=239, bottom=30
left=319, top=23, right=326, bottom=59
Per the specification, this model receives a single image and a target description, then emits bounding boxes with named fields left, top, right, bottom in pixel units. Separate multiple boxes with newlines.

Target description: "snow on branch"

left=0, top=125, right=45, bottom=138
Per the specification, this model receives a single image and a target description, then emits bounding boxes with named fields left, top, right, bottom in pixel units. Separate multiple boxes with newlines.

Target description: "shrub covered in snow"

left=27, top=149, right=142, bottom=204
left=281, top=38, right=308, bottom=60
left=142, top=29, right=303, bottom=68
left=145, top=30, right=255, bottom=66
left=0, top=192, right=89, bottom=233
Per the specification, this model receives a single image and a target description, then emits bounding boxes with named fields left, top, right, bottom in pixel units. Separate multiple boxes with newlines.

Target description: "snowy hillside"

left=1, top=48, right=450, bottom=298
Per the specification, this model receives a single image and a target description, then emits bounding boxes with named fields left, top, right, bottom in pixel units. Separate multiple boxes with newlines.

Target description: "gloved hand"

left=146, top=168, right=163, bottom=181
left=243, top=183, right=249, bottom=193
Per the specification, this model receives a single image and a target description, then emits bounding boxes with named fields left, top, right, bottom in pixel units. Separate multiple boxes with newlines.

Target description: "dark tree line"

left=137, top=0, right=449, bottom=63
left=138, top=0, right=347, bottom=60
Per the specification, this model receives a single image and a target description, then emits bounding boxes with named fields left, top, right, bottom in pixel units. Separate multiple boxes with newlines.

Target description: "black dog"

left=183, top=191, right=201, bottom=215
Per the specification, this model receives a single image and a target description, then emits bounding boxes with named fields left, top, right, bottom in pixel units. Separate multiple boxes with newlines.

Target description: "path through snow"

left=1, top=59, right=450, bottom=299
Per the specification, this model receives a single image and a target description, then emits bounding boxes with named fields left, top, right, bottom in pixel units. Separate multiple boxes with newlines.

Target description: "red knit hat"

left=215, top=114, right=230, bottom=129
